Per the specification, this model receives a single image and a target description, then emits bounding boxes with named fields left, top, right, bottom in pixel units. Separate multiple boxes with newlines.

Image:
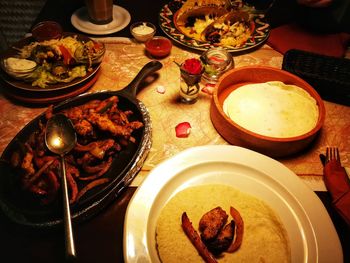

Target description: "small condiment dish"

left=145, top=36, right=172, bottom=58
left=74, top=41, right=106, bottom=65
left=130, top=22, right=156, bottom=42
left=31, top=21, right=63, bottom=42
left=1, top=57, right=37, bottom=80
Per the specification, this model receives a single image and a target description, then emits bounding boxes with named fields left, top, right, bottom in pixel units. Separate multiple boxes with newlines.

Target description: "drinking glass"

left=85, top=0, right=113, bottom=24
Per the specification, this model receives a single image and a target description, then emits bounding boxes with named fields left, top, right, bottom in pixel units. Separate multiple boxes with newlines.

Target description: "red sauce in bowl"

left=31, top=21, right=63, bottom=42
left=145, top=36, right=172, bottom=58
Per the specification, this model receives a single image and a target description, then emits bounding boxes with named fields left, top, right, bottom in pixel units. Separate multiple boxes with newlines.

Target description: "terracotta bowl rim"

left=212, top=65, right=326, bottom=143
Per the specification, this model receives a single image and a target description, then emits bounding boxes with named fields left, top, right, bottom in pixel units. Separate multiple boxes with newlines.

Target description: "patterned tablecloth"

left=0, top=38, right=349, bottom=190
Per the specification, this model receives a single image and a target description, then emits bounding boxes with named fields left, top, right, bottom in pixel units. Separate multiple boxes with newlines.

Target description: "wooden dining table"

left=0, top=0, right=349, bottom=262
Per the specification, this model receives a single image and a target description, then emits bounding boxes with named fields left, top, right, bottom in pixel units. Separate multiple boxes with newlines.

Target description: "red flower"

left=181, top=58, right=203, bottom=75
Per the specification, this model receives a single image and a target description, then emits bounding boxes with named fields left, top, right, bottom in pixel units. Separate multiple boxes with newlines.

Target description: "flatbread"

left=155, top=184, right=290, bottom=263
left=223, top=81, right=319, bottom=138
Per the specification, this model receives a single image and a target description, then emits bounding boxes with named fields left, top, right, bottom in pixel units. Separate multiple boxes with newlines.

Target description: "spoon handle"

left=60, top=156, right=76, bottom=259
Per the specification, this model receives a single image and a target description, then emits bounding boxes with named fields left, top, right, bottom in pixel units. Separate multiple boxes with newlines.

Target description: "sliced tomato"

left=58, top=45, right=73, bottom=65
left=249, top=21, right=255, bottom=33
left=93, top=41, right=103, bottom=51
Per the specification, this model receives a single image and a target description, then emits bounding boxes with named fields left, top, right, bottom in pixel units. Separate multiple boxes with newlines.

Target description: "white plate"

left=123, top=145, right=342, bottom=263
left=71, top=5, right=131, bottom=35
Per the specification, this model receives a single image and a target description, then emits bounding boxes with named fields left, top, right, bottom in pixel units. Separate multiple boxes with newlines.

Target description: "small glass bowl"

left=200, top=47, right=234, bottom=85
left=1, top=57, right=37, bottom=80
left=130, top=22, right=156, bottom=42
left=145, top=36, right=172, bottom=58
left=74, top=41, right=106, bottom=65
left=31, top=21, right=63, bottom=42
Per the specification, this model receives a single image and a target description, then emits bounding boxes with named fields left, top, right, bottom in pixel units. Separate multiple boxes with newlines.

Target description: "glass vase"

left=179, top=70, right=202, bottom=104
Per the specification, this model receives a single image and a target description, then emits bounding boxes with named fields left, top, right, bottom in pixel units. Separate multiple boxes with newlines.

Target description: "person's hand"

left=297, top=0, right=333, bottom=8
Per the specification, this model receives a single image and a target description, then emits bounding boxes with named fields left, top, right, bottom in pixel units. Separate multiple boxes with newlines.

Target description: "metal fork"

left=326, top=147, right=341, bottom=164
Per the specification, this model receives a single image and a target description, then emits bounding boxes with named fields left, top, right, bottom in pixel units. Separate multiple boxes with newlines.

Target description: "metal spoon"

left=45, top=113, right=77, bottom=259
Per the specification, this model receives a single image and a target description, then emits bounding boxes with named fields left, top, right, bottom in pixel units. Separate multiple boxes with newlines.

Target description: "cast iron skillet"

left=0, top=60, right=162, bottom=228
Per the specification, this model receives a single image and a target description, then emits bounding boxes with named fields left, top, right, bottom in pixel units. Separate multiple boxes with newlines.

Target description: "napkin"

left=267, top=23, right=350, bottom=57
left=323, top=161, right=350, bottom=226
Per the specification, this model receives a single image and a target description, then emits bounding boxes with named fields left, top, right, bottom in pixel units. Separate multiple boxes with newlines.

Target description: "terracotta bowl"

left=210, top=66, right=326, bottom=158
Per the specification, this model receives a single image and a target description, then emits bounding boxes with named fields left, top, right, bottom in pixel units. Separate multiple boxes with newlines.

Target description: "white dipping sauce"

left=5, top=57, right=36, bottom=71
left=223, top=81, right=319, bottom=138
left=132, top=23, right=154, bottom=35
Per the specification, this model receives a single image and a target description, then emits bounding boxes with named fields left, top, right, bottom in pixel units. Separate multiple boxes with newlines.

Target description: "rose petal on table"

left=175, top=122, right=191, bottom=138
left=156, top=85, right=166, bottom=94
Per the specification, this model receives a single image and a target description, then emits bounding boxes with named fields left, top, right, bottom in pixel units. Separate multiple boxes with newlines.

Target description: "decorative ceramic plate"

left=1, top=70, right=99, bottom=105
left=159, top=0, right=270, bottom=52
left=124, top=145, right=342, bottom=263
left=0, top=33, right=101, bottom=92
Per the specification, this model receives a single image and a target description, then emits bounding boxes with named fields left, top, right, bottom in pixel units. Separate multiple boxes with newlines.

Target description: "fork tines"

left=326, top=147, right=340, bottom=163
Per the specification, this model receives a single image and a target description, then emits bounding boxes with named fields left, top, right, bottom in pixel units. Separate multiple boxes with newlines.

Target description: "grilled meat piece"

left=74, top=119, right=94, bottom=137
left=51, top=62, right=69, bottom=78
left=31, top=45, right=59, bottom=64
left=199, top=206, right=228, bottom=242
left=205, top=220, right=235, bottom=255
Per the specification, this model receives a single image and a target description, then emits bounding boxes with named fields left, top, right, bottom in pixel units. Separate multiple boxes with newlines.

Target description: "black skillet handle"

left=123, top=61, right=163, bottom=97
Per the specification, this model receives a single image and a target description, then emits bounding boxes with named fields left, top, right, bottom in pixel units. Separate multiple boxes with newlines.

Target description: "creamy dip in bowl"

left=130, top=22, right=156, bottom=42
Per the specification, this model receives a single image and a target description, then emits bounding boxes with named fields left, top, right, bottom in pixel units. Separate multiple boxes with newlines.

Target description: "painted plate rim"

left=158, top=0, right=270, bottom=52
